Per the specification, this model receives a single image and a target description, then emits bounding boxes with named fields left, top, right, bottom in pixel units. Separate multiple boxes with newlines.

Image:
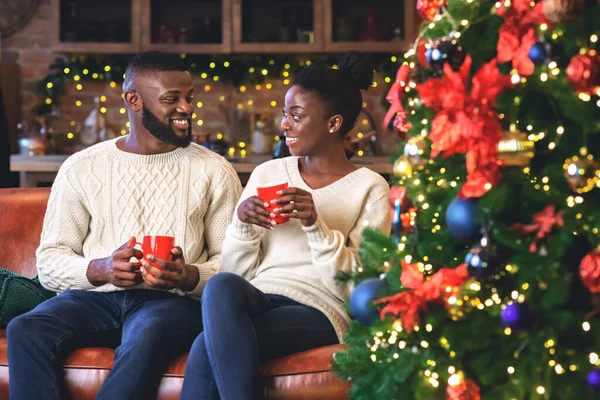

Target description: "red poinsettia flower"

left=512, top=204, right=565, bottom=252
left=416, top=56, right=512, bottom=197
left=375, top=261, right=469, bottom=331
left=498, top=24, right=537, bottom=76
left=495, top=0, right=548, bottom=76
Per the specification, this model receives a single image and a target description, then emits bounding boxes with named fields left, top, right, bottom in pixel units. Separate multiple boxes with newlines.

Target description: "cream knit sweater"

left=222, top=157, right=391, bottom=342
left=36, top=137, right=242, bottom=300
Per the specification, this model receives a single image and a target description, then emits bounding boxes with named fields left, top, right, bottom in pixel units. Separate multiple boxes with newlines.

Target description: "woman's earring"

left=329, top=129, right=334, bottom=133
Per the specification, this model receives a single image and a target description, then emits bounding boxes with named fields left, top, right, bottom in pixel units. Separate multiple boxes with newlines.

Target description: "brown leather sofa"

left=0, top=188, right=350, bottom=399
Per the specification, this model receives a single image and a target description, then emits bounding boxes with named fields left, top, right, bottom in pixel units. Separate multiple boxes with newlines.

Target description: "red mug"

left=256, top=181, right=289, bottom=224
left=133, top=235, right=175, bottom=270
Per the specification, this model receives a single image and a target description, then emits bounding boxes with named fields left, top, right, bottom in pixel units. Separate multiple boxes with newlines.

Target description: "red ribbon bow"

left=512, top=204, right=564, bottom=252
left=384, top=64, right=411, bottom=128
left=376, top=261, right=469, bottom=331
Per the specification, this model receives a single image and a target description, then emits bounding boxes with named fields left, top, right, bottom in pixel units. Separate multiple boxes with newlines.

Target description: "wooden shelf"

left=54, top=42, right=140, bottom=54
left=230, top=42, right=323, bottom=54
left=54, top=0, right=418, bottom=54
left=323, top=41, right=413, bottom=54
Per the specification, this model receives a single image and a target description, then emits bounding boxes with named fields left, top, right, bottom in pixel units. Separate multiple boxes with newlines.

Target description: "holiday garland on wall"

left=34, top=53, right=405, bottom=117
left=334, top=0, right=600, bottom=399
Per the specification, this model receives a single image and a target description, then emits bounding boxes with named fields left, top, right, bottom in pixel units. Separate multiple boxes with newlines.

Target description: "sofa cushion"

left=0, top=188, right=50, bottom=278
left=0, top=269, right=55, bottom=328
left=0, top=330, right=349, bottom=399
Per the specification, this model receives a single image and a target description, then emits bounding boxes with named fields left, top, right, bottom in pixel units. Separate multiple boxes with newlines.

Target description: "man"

left=7, top=51, right=242, bottom=400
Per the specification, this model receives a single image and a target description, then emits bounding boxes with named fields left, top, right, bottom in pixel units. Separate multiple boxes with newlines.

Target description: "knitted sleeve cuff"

left=71, top=258, right=97, bottom=291
left=186, top=263, right=217, bottom=300
left=302, top=215, right=334, bottom=245
left=232, top=218, right=259, bottom=239
left=38, top=257, right=97, bottom=292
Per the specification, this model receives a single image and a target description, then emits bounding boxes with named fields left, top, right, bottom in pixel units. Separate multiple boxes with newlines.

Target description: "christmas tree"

left=334, top=0, right=600, bottom=399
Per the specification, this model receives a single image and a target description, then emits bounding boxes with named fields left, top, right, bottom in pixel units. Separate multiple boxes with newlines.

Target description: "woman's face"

left=281, top=85, right=335, bottom=157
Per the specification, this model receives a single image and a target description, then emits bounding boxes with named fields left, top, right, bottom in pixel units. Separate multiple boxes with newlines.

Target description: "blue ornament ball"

left=446, top=197, right=480, bottom=242
left=588, top=370, right=600, bottom=392
left=465, top=244, right=501, bottom=280
left=350, top=278, right=388, bottom=325
left=425, top=39, right=466, bottom=75
left=528, top=42, right=550, bottom=65
left=501, top=302, right=533, bottom=332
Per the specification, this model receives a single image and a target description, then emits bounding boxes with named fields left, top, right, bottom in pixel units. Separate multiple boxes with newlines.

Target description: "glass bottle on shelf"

left=252, top=115, right=275, bottom=155
left=178, top=27, right=189, bottom=43
left=295, top=4, right=314, bottom=43
left=391, top=27, right=403, bottom=41
left=279, top=7, right=292, bottom=43
left=360, top=9, right=381, bottom=41
left=80, top=96, right=105, bottom=146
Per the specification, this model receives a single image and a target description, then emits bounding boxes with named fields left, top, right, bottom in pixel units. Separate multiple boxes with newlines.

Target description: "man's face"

left=142, top=104, right=191, bottom=147
left=136, top=70, right=194, bottom=147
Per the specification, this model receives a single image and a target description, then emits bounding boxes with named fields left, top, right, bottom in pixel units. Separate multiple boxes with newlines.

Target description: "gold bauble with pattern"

left=497, top=130, right=535, bottom=167
left=403, top=135, right=428, bottom=167
left=563, top=155, right=599, bottom=194
left=393, top=156, right=413, bottom=178
left=542, top=0, right=583, bottom=23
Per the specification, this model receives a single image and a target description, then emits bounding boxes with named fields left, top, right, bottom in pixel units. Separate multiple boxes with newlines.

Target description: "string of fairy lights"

left=37, top=53, right=402, bottom=157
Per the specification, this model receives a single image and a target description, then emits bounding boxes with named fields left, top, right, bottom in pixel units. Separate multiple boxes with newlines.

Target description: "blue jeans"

left=7, top=289, right=202, bottom=400
left=180, top=272, right=339, bottom=400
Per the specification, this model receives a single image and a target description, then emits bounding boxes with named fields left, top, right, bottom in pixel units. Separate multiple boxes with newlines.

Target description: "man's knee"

left=7, top=312, right=40, bottom=344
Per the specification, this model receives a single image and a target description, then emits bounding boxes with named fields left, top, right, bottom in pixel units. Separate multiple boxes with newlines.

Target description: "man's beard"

left=142, top=105, right=191, bottom=148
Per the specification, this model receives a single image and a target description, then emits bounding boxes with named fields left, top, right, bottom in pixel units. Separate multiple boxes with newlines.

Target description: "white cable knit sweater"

left=36, top=137, right=242, bottom=300
left=222, top=157, right=392, bottom=342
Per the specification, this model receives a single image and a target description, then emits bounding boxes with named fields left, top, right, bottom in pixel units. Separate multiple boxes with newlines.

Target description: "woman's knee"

left=188, top=332, right=209, bottom=360
left=203, top=272, right=247, bottom=300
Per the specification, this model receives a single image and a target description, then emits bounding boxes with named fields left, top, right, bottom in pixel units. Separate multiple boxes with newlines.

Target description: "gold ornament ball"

left=563, top=155, right=599, bottom=194
left=542, top=0, right=583, bottom=23
left=393, top=156, right=413, bottom=178
left=403, top=135, right=428, bottom=167
left=497, top=130, right=535, bottom=167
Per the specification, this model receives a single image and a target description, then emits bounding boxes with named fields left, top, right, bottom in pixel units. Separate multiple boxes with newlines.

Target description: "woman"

left=180, top=51, right=392, bottom=399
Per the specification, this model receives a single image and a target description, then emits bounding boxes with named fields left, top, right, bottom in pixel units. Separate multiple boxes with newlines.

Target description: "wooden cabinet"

left=323, top=0, right=417, bottom=53
left=55, top=0, right=143, bottom=53
left=232, top=0, right=323, bottom=53
left=141, top=0, right=231, bottom=53
left=55, top=0, right=417, bottom=54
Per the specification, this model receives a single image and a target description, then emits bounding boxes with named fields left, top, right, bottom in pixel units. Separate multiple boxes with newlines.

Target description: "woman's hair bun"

left=338, top=51, right=374, bottom=91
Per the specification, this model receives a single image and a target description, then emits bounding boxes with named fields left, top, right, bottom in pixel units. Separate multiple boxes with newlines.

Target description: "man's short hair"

left=122, top=51, right=189, bottom=91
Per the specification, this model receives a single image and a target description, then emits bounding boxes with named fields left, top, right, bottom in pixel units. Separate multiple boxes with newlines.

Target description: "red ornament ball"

left=417, top=0, right=446, bottom=21
left=566, top=51, right=599, bottom=93
left=580, top=250, right=600, bottom=293
left=446, top=378, right=481, bottom=400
